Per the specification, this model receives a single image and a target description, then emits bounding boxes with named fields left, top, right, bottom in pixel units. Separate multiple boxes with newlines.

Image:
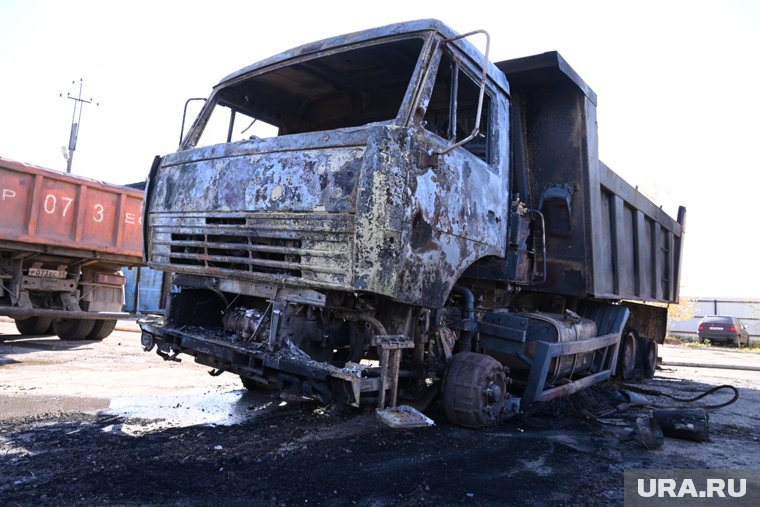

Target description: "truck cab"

left=147, top=20, right=512, bottom=307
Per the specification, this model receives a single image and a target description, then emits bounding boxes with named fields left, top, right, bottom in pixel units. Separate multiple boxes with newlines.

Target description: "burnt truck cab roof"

left=214, top=19, right=509, bottom=105
left=180, top=19, right=509, bottom=150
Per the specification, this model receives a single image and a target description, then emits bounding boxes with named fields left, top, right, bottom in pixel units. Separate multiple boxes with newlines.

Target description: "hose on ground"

left=620, top=383, right=740, bottom=410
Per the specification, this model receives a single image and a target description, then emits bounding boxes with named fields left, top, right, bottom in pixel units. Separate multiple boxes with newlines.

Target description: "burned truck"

left=139, top=20, right=685, bottom=428
left=0, top=157, right=143, bottom=340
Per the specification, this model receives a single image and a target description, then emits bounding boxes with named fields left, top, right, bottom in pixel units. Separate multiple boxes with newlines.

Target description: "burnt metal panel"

left=478, top=312, right=530, bottom=356
left=500, top=56, right=597, bottom=297
left=598, top=163, right=683, bottom=302
left=153, top=142, right=367, bottom=215
left=335, top=120, right=507, bottom=307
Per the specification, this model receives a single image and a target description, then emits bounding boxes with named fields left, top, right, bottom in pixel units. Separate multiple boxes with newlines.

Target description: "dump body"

left=496, top=52, right=684, bottom=304
left=139, top=20, right=685, bottom=427
left=0, top=157, right=143, bottom=261
left=0, top=157, right=143, bottom=340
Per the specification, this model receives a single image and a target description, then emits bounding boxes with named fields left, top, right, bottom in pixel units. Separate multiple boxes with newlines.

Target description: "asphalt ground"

left=1, top=319, right=758, bottom=506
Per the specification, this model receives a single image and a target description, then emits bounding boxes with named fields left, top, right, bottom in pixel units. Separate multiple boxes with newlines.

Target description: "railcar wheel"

left=443, top=352, right=509, bottom=428
left=86, top=320, right=117, bottom=340
left=618, top=330, right=638, bottom=380
left=53, top=319, right=96, bottom=341
left=15, top=317, right=54, bottom=335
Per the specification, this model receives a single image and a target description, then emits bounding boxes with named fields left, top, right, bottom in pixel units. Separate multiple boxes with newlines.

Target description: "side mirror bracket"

left=179, top=97, right=207, bottom=147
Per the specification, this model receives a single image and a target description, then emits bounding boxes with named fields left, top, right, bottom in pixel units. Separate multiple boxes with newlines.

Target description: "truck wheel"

left=617, top=331, right=638, bottom=380
left=443, top=352, right=509, bottom=428
left=14, top=317, right=54, bottom=335
left=53, top=319, right=96, bottom=341
left=643, top=339, right=657, bottom=379
left=635, top=335, right=658, bottom=379
left=87, top=320, right=118, bottom=340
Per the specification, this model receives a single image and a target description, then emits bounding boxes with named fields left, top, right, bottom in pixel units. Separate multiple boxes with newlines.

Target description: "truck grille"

left=169, top=233, right=303, bottom=277
left=149, top=213, right=354, bottom=288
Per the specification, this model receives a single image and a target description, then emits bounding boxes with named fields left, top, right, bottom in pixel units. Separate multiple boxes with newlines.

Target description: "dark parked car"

left=697, top=316, right=750, bottom=347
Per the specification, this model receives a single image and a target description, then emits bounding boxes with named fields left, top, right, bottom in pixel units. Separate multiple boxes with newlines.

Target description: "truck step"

left=376, top=405, right=435, bottom=429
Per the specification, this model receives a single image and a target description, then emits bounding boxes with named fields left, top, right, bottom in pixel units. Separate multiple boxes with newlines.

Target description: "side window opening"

left=423, top=51, right=492, bottom=164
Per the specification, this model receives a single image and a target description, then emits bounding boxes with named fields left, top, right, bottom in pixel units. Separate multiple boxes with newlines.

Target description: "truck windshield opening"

left=193, top=37, right=425, bottom=147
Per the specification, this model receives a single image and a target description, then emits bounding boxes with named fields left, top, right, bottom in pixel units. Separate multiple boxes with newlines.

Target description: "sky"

left=0, top=0, right=758, bottom=298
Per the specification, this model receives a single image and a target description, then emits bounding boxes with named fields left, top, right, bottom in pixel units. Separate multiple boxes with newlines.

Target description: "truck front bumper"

left=138, top=319, right=374, bottom=407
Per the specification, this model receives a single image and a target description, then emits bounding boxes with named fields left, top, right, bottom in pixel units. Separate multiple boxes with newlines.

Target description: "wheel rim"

left=483, top=370, right=507, bottom=419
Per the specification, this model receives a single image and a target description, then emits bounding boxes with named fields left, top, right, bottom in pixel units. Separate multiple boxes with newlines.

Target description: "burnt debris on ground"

left=2, top=376, right=757, bottom=507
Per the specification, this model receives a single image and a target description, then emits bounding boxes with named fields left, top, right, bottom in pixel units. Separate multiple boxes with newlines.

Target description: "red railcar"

left=0, top=156, right=143, bottom=340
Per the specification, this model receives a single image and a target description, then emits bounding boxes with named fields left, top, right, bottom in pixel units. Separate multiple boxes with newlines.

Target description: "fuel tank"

left=506, top=311, right=597, bottom=383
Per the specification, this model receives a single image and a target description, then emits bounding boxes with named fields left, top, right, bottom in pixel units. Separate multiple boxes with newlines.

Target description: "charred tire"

left=635, top=335, right=658, bottom=379
left=53, top=319, right=96, bottom=341
left=643, top=339, right=658, bottom=379
left=86, top=320, right=118, bottom=341
left=618, top=330, right=638, bottom=381
left=443, top=352, right=509, bottom=429
left=14, top=317, right=55, bottom=335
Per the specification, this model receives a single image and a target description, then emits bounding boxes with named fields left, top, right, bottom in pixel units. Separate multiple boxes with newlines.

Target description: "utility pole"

left=60, top=79, right=98, bottom=173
